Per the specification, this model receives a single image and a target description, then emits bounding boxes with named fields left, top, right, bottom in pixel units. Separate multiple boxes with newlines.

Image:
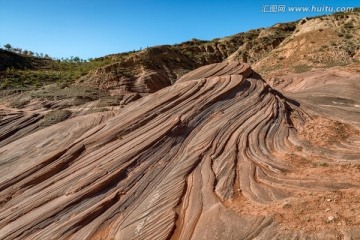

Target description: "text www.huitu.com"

left=261, top=5, right=354, bottom=13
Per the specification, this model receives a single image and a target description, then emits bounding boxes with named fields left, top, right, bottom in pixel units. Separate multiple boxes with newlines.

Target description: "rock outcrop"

left=1, top=61, right=359, bottom=239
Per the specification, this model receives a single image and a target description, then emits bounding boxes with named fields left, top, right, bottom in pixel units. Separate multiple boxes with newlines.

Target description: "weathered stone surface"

left=0, top=61, right=359, bottom=239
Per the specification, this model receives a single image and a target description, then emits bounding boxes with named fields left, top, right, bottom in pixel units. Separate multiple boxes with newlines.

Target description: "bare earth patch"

left=299, top=116, right=360, bottom=147
left=226, top=182, right=360, bottom=234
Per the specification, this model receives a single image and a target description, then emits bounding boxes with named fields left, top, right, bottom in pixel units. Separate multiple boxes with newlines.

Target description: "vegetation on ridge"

left=1, top=9, right=359, bottom=112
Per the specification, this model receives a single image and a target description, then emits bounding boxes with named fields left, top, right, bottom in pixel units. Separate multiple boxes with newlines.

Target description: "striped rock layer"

left=1, top=61, right=360, bottom=239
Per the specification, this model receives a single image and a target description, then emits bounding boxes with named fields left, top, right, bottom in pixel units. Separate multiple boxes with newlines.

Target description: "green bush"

left=9, top=98, right=30, bottom=108
left=293, top=64, right=311, bottom=73
left=41, top=110, right=72, bottom=127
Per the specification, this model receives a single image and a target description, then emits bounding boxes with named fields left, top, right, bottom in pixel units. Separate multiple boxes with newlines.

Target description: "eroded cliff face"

left=1, top=61, right=359, bottom=239
left=254, top=12, right=360, bottom=76
left=82, top=10, right=360, bottom=101
left=80, top=21, right=297, bottom=96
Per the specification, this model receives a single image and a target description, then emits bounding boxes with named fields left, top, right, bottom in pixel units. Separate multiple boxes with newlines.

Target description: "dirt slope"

left=254, top=10, right=360, bottom=76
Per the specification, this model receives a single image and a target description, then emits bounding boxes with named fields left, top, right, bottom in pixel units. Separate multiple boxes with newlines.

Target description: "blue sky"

left=0, top=0, right=359, bottom=59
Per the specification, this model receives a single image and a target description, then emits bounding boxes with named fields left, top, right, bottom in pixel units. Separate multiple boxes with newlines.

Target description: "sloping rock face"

left=81, top=45, right=197, bottom=95
left=0, top=61, right=360, bottom=239
left=81, top=22, right=297, bottom=96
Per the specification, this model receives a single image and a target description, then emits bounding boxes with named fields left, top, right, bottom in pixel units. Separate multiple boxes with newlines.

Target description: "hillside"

left=1, top=10, right=359, bottom=116
left=254, top=10, right=360, bottom=77
left=0, top=49, right=53, bottom=71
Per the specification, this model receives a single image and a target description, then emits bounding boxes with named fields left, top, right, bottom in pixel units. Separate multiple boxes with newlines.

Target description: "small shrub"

left=344, top=33, right=353, bottom=39
left=293, top=64, right=311, bottom=73
left=319, top=45, right=328, bottom=51
left=296, top=146, right=303, bottom=151
left=325, top=61, right=348, bottom=68
left=9, top=98, right=30, bottom=108
left=97, top=97, right=121, bottom=107
left=318, top=162, right=329, bottom=167
left=41, top=110, right=71, bottom=127
left=343, top=22, right=354, bottom=29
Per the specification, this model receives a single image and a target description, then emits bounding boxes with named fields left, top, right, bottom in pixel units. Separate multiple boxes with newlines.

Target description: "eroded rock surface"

left=0, top=61, right=359, bottom=239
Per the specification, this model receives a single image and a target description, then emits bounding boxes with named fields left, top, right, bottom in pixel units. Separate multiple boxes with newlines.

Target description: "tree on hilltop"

left=4, top=43, right=12, bottom=51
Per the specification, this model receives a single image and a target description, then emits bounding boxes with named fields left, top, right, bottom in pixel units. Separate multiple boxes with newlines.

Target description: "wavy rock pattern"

left=0, top=61, right=359, bottom=239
